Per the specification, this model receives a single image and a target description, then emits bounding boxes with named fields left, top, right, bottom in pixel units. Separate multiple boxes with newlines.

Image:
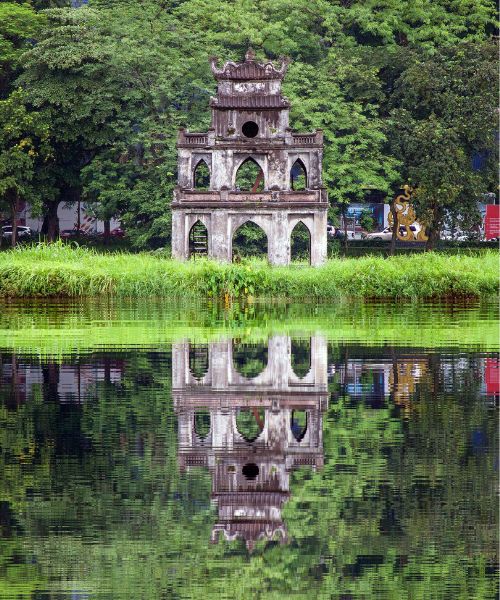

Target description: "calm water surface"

left=0, top=299, right=498, bottom=599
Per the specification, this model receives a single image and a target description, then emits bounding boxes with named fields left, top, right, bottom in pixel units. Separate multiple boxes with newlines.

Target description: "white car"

left=2, top=225, right=32, bottom=239
left=363, top=225, right=417, bottom=241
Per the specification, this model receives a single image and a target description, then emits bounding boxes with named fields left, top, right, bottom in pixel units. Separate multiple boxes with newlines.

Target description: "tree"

left=359, top=209, right=375, bottom=232
left=81, top=150, right=133, bottom=242
left=389, top=41, right=498, bottom=249
left=0, top=88, right=51, bottom=246
left=0, top=2, right=45, bottom=98
left=18, top=7, right=136, bottom=240
left=10, top=0, right=498, bottom=248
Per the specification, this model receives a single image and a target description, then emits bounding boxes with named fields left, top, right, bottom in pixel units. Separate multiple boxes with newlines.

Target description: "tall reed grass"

left=0, top=243, right=497, bottom=299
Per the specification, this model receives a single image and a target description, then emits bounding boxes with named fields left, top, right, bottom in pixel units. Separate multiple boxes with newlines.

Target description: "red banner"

left=485, top=358, right=499, bottom=395
left=485, top=204, right=500, bottom=240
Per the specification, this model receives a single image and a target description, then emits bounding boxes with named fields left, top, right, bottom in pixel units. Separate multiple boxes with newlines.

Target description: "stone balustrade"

left=174, top=188, right=327, bottom=205
left=177, top=129, right=323, bottom=147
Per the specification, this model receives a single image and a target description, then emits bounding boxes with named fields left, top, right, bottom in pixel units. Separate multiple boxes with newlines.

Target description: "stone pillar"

left=172, top=342, right=188, bottom=388
left=177, top=409, right=194, bottom=449
left=210, top=211, right=231, bottom=262
left=172, top=210, right=187, bottom=260
left=268, top=335, right=290, bottom=388
left=311, top=336, right=328, bottom=388
left=210, top=341, right=230, bottom=389
left=268, top=211, right=290, bottom=266
left=311, top=210, right=327, bottom=266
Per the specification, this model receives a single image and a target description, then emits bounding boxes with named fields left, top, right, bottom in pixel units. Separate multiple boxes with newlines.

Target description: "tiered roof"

left=209, top=48, right=290, bottom=81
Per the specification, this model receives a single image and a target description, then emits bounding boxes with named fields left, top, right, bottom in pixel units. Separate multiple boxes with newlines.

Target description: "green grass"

left=0, top=243, right=497, bottom=299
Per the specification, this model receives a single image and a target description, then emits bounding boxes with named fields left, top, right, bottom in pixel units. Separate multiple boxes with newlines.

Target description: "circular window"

left=242, top=463, right=259, bottom=480
left=242, top=121, right=259, bottom=138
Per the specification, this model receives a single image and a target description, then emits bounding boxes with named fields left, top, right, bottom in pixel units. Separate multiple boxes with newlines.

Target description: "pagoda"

left=171, top=49, right=328, bottom=265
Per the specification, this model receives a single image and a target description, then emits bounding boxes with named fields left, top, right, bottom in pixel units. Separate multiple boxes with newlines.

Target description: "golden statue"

left=388, top=185, right=428, bottom=241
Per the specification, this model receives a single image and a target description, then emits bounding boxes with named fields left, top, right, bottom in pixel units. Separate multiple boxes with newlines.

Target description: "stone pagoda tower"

left=171, top=49, right=328, bottom=266
left=173, top=335, right=328, bottom=549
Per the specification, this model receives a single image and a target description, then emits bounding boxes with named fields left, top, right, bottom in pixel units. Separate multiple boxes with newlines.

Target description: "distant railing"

left=179, top=132, right=208, bottom=145
left=291, top=132, right=322, bottom=145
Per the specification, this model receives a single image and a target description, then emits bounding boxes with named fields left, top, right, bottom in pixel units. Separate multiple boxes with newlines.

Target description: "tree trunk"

left=425, top=207, right=441, bottom=251
left=10, top=194, right=18, bottom=248
left=389, top=199, right=398, bottom=256
left=103, top=219, right=111, bottom=245
left=342, top=204, right=349, bottom=255
left=77, top=198, right=81, bottom=231
left=42, top=201, right=60, bottom=242
left=425, top=226, right=440, bottom=251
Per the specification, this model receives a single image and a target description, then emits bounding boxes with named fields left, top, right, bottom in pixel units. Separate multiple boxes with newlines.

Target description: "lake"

left=0, top=299, right=498, bottom=599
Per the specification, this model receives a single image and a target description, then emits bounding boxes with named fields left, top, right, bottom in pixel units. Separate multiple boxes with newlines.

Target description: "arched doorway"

left=232, top=221, right=268, bottom=262
left=232, top=341, right=268, bottom=379
left=188, top=220, right=208, bottom=258
left=290, top=159, right=307, bottom=190
left=235, top=158, right=264, bottom=192
left=189, top=343, right=209, bottom=380
left=193, top=160, right=210, bottom=190
left=290, top=221, right=311, bottom=263
left=291, top=338, right=311, bottom=379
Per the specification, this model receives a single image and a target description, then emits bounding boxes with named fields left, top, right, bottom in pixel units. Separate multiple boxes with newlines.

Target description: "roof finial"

left=245, top=47, right=256, bottom=61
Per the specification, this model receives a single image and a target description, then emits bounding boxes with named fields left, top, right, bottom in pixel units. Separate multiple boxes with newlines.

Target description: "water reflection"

left=0, top=325, right=497, bottom=598
left=0, top=355, right=125, bottom=407
left=173, top=336, right=328, bottom=549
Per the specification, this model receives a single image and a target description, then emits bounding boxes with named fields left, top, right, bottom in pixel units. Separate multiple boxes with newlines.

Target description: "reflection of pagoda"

left=173, top=335, right=328, bottom=549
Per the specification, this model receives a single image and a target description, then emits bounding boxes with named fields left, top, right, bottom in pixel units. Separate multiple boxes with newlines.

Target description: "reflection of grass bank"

left=0, top=297, right=497, bottom=355
left=0, top=243, right=497, bottom=300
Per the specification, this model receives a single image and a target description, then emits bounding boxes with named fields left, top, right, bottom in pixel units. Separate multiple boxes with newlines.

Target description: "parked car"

left=110, top=227, right=125, bottom=237
left=363, top=225, right=418, bottom=241
left=60, top=229, right=86, bottom=239
left=327, top=225, right=346, bottom=240
left=2, top=225, right=31, bottom=239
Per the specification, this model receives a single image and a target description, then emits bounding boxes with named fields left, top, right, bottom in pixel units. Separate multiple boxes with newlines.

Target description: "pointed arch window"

left=193, top=160, right=210, bottom=190
left=194, top=409, right=211, bottom=439
left=235, top=158, right=264, bottom=192
left=291, top=410, right=308, bottom=442
left=290, top=159, right=307, bottom=190
left=236, top=409, right=265, bottom=443
left=232, top=341, right=268, bottom=379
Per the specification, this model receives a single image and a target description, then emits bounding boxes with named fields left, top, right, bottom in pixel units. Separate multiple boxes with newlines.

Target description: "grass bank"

left=0, top=243, right=497, bottom=299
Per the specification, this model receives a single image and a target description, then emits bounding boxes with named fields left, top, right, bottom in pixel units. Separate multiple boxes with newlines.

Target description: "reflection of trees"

left=235, top=408, right=265, bottom=442
left=291, top=339, right=311, bottom=378
left=0, top=350, right=496, bottom=598
left=194, top=408, right=210, bottom=439
left=232, top=342, right=268, bottom=378
left=189, top=344, right=209, bottom=380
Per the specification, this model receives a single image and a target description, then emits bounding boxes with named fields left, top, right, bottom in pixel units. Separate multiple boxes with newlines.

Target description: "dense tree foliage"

left=0, top=0, right=497, bottom=247
left=0, top=88, right=52, bottom=245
